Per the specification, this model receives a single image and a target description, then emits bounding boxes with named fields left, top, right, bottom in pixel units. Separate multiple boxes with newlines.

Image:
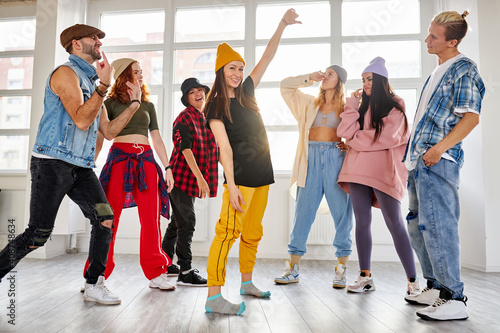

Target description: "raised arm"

left=98, top=80, right=142, bottom=140
left=50, top=52, right=113, bottom=131
left=280, top=72, right=321, bottom=120
left=250, top=8, right=301, bottom=88
left=209, top=119, right=245, bottom=213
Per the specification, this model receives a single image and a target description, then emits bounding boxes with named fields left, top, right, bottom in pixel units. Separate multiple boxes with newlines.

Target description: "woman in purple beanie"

left=337, top=56, right=420, bottom=298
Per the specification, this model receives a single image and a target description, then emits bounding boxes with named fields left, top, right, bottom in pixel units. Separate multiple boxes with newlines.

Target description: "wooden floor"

left=0, top=253, right=498, bottom=333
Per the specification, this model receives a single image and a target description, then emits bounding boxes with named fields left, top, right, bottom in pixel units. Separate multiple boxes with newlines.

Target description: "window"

left=0, top=17, right=35, bottom=172
left=89, top=0, right=430, bottom=172
left=93, top=10, right=166, bottom=169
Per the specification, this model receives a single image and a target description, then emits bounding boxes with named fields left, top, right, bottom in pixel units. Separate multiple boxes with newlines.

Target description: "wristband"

left=281, top=18, right=288, bottom=26
left=165, top=165, right=172, bottom=171
left=131, top=99, right=141, bottom=105
left=99, top=81, right=111, bottom=88
left=95, top=87, right=107, bottom=97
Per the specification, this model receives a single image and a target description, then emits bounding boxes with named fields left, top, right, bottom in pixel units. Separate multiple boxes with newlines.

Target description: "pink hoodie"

left=337, top=96, right=409, bottom=207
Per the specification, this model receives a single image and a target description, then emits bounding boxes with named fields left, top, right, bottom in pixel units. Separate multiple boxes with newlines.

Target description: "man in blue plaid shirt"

left=403, top=11, right=485, bottom=321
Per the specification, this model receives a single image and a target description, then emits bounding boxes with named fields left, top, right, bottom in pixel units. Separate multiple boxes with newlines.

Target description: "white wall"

left=476, top=0, right=500, bottom=272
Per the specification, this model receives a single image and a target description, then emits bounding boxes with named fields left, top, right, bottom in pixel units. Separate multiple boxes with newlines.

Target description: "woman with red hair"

left=82, top=58, right=176, bottom=291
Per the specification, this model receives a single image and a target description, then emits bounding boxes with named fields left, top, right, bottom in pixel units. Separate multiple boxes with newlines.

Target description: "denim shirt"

left=404, top=57, right=485, bottom=168
left=32, top=54, right=101, bottom=168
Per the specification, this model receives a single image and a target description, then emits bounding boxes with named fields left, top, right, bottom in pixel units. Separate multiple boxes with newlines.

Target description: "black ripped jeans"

left=0, top=157, right=113, bottom=284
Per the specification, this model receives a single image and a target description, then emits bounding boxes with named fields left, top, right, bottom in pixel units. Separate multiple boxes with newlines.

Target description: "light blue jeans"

left=288, top=142, right=353, bottom=258
left=407, top=156, right=464, bottom=299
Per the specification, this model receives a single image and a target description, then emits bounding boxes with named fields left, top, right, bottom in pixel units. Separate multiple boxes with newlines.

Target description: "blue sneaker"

left=332, top=263, right=346, bottom=289
left=274, top=260, right=299, bottom=284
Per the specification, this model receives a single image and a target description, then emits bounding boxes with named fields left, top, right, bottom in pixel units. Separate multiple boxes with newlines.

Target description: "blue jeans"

left=288, top=142, right=353, bottom=258
left=407, top=157, right=464, bottom=299
left=0, top=157, right=114, bottom=284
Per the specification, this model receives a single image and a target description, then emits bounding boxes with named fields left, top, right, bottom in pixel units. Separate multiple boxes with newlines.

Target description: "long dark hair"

left=358, top=73, right=407, bottom=142
left=203, top=66, right=259, bottom=122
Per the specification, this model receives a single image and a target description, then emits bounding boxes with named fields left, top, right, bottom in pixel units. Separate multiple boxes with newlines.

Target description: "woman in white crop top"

left=275, top=65, right=353, bottom=288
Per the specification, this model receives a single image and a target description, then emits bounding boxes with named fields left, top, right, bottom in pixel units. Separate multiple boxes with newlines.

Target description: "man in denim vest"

left=0, top=24, right=142, bottom=305
left=403, top=11, right=485, bottom=321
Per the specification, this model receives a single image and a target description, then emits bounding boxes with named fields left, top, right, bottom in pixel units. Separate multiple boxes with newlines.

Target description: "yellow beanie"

left=215, top=43, right=245, bottom=73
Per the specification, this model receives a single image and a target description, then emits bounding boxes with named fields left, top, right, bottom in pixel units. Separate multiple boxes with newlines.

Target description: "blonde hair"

left=433, top=10, right=469, bottom=46
left=314, top=80, right=346, bottom=118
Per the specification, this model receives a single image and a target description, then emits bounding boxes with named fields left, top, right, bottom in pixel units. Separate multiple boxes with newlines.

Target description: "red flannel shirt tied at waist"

left=99, top=145, right=170, bottom=218
left=170, top=105, right=219, bottom=198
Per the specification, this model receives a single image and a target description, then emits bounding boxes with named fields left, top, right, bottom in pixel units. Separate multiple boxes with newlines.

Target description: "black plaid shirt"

left=170, top=105, right=219, bottom=197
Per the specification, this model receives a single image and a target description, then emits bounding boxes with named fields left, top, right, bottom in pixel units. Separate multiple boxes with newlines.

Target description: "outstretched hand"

left=95, top=52, right=113, bottom=86
left=282, top=8, right=302, bottom=26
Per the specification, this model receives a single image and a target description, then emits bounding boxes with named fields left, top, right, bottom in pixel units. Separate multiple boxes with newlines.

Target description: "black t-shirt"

left=206, top=76, right=274, bottom=187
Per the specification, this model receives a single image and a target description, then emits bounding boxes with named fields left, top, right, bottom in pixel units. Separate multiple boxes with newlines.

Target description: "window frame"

left=0, top=6, right=36, bottom=173
left=87, top=0, right=433, bottom=173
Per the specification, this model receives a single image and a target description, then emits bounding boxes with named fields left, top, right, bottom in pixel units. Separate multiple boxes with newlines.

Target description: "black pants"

left=0, top=157, right=113, bottom=283
left=162, top=187, right=196, bottom=271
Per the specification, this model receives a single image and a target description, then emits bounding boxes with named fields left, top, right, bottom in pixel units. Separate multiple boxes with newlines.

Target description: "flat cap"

left=60, top=24, right=105, bottom=52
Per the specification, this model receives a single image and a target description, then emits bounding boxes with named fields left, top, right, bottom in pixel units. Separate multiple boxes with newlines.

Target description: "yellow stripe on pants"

left=207, top=184, right=269, bottom=287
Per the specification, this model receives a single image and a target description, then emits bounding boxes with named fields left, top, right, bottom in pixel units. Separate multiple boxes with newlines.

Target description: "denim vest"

left=33, top=54, right=101, bottom=168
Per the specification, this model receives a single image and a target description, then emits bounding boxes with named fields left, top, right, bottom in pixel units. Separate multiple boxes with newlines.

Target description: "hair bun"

left=461, top=10, right=469, bottom=19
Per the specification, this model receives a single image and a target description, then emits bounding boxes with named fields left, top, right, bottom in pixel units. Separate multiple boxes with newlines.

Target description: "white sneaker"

left=347, top=274, right=375, bottom=293
left=406, top=281, right=421, bottom=297
left=83, top=276, right=121, bottom=305
left=416, top=297, right=468, bottom=321
left=274, top=260, right=299, bottom=284
left=332, top=263, right=347, bottom=289
left=405, top=287, right=439, bottom=305
left=149, top=273, right=176, bottom=290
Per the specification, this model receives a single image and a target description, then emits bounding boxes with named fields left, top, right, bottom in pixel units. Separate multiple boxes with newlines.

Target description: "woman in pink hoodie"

left=337, top=57, right=420, bottom=298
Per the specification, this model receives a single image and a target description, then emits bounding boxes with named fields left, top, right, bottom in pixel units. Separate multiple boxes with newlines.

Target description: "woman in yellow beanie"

left=204, top=8, right=301, bottom=315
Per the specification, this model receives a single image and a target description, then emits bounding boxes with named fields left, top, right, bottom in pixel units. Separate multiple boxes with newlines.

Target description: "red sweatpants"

left=84, top=143, right=170, bottom=280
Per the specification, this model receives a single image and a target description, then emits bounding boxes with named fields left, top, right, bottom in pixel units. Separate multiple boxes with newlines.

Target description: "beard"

left=81, top=40, right=102, bottom=61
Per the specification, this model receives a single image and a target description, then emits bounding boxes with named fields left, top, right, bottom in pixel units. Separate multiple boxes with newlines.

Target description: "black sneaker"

left=177, top=269, right=207, bottom=287
left=167, top=264, right=180, bottom=276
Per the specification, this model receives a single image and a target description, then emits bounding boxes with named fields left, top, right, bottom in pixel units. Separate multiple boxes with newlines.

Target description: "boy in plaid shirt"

left=162, top=78, right=219, bottom=286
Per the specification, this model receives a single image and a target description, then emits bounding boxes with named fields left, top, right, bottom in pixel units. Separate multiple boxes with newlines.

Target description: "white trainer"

left=149, top=273, right=176, bottom=290
left=405, top=287, right=439, bottom=305
left=332, top=263, right=347, bottom=289
left=274, top=260, right=299, bottom=284
left=347, top=274, right=375, bottom=293
left=416, top=297, right=468, bottom=321
left=83, top=276, right=121, bottom=305
left=406, top=281, right=421, bottom=297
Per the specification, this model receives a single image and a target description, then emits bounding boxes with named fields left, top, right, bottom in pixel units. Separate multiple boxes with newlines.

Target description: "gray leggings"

left=348, top=183, right=416, bottom=279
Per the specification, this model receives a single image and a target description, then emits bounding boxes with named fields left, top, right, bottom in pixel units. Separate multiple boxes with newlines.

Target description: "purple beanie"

left=362, top=56, right=388, bottom=79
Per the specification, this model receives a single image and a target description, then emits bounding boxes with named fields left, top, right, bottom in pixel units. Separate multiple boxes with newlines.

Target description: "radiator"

left=288, top=196, right=335, bottom=245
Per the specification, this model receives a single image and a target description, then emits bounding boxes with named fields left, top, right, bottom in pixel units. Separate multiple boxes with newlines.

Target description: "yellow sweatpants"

left=207, top=184, right=269, bottom=287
